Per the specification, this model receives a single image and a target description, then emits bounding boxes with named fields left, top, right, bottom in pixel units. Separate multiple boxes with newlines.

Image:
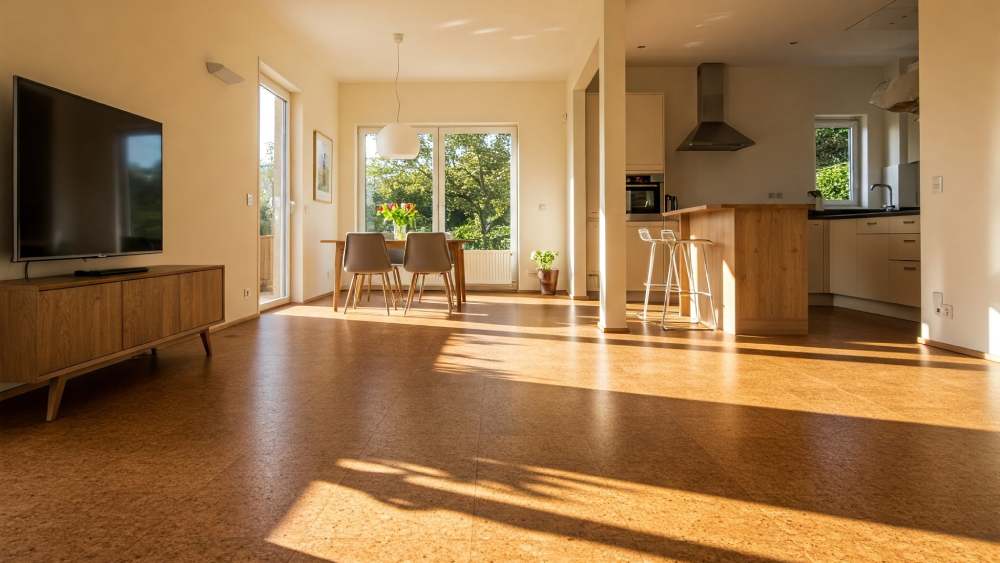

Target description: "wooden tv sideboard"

left=0, top=265, right=224, bottom=421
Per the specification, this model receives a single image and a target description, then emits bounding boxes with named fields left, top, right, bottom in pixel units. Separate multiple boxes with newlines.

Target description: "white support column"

left=597, top=0, right=627, bottom=332
left=567, top=88, right=588, bottom=298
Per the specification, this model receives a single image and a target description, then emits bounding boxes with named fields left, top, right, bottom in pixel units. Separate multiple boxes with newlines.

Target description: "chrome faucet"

left=871, top=184, right=895, bottom=211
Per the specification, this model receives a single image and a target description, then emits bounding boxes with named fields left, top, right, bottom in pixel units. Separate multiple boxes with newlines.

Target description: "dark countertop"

left=808, top=207, right=920, bottom=220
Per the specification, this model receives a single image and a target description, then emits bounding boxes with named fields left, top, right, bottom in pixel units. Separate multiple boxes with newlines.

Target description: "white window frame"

left=814, top=117, right=862, bottom=207
left=356, top=125, right=518, bottom=249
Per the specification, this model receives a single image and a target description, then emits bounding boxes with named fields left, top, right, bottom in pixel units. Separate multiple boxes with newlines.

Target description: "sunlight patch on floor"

left=264, top=459, right=996, bottom=562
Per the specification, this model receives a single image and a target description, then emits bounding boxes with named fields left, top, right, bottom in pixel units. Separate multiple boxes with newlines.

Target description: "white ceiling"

left=275, top=0, right=601, bottom=82
left=626, top=0, right=918, bottom=67
left=274, top=0, right=918, bottom=82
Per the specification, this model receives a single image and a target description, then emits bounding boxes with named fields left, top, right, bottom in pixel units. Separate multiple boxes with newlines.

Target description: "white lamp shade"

left=376, top=122, right=420, bottom=160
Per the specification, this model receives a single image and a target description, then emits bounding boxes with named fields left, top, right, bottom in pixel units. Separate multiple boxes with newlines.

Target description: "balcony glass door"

left=259, top=81, right=290, bottom=306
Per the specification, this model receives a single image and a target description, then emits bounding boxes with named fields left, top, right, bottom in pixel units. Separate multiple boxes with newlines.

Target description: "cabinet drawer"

left=888, top=261, right=920, bottom=307
left=889, top=234, right=921, bottom=261
left=37, top=283, right=123, bottom=374
left=889, top=215, right=920, bottom=234
left=857, top=217, right=889, bottom=234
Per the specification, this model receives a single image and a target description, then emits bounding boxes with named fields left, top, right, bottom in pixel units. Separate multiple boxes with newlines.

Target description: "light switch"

left=538, top=203, right=548, bottom=211
left=246, top=193, right=255, bottom=206
left=932, top=176, right=944, bottom=193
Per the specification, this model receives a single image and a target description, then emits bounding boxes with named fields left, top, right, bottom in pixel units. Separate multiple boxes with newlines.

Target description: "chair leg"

left=661, top=246, right=676, bottom=326
left=443, top=272, right=455, bottom=315
left=353, top=275, right=363, bottom=309
left=365, top=275, right=372, bottom=302
left=393, top=268, right=403, bottom=306
left=404, top=272, right=418, bottom=315
left=380, top=273, right=392, bottom=316
left=343, top=274, right=358, bottom=315
left=700, top=247, right=719, bottom=330
left=417, top=274, right=426, bottom=302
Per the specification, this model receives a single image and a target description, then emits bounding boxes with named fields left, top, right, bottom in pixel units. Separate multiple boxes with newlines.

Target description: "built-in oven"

left=626, top=175, right=662, bottom=220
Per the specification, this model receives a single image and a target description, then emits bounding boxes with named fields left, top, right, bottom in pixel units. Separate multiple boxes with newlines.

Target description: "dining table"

left=320, top=239, right=470, bottom=311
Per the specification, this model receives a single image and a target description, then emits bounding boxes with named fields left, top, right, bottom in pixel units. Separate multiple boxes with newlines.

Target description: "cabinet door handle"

left=866, top=221, right=878, bottom=226
left=903, top=220, right=916, bottom=224
left=903, top=266, right=917, bottom=271
left=903, top=239, right=916, bottom=243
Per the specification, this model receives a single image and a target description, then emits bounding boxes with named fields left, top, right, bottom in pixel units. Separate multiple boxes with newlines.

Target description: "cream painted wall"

left=919, top=0, right=1000, bottom=356
left=336, top=81, right=566, bottom=291
left=0, top=0, right=339, bottom=326
left=626, top=66, right=887, bottom=208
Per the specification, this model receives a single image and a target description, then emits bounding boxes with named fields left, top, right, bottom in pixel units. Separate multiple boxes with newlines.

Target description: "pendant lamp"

left=376, top=33, right=419, bottom=160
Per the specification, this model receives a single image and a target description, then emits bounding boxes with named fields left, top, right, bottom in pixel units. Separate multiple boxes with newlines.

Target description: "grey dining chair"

left=342, top=232, right=396, bottom=315
left=402, top=232, right=456, bottom=315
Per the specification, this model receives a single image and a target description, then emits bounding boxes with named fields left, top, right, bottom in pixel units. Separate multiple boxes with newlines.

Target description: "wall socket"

left=932, top=291, right=953, bottom=319
left=932, top=176, right=944, bottom=193
left=242, top=288, right=251, bottom=298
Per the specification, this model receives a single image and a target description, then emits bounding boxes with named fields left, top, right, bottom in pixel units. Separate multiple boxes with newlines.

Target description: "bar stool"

left=636, top=227, right=679, bottom=321
left=661, top=238, right=719, bottom=330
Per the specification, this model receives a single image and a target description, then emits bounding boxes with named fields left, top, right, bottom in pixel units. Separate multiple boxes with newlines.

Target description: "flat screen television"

left=13, top=76, right=163, bottom=262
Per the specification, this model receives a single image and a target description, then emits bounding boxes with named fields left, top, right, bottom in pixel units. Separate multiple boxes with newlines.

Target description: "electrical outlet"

left=933, top=292, right=944, bottom=316
left=943, top=304, right=954, bottom=320
left=242, top=288, right=251, bottom=298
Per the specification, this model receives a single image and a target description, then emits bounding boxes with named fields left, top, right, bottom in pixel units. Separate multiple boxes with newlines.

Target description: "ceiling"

left=627, top=0, right=918, bottom=67
left=274, top=0, right=917, bottom=82
left=274, top=0, right=601, bottom=82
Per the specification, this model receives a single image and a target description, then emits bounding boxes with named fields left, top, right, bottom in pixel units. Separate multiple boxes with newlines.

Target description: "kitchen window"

left=814, top=117, right=862, bottom=206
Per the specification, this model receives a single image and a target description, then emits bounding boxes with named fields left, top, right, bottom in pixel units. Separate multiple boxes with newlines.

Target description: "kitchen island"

left=663, top=204, right=812, bottom=335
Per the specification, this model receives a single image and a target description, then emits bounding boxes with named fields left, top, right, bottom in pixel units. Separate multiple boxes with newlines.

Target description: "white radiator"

left=463, top=250, right=514, bottom=287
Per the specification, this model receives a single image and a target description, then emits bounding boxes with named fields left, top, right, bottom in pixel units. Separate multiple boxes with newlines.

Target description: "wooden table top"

left=662, top=204, right=813, bottom=218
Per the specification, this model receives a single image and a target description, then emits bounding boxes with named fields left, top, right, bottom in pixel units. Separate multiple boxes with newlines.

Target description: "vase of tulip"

left=376, top=202, right=420, bottom=239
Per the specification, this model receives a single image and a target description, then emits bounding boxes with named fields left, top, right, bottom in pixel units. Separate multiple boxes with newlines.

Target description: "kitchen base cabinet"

left=828, top=219, right=858, bottom=297
left=856, top=233, right=890, bottom=302
left=807, top=220, right=829, bottom=293
left=889, top=261, right=921, bottom=307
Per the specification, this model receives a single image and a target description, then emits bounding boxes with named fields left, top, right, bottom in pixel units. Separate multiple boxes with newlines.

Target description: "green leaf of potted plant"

left=529, top=250, right=559, bottom=295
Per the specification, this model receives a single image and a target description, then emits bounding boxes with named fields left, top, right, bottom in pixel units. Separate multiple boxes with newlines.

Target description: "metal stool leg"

left=641, top=241, right=657, bottom=320
left=661, top=243, right=678, bottom=326
left=699, top=243, right=719, bottom=329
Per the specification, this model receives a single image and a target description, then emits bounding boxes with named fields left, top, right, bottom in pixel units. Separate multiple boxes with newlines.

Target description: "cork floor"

left=2, top=293, right=999, bottom=562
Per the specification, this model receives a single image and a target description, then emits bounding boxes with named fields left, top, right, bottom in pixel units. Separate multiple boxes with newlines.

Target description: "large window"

left=359, top=127, right=516, bottom=251
left=814, top=118, right=861, bottom=205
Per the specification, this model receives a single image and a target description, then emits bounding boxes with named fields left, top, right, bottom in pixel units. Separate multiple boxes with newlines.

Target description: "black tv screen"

left=14, top=76, right=163, bottom=261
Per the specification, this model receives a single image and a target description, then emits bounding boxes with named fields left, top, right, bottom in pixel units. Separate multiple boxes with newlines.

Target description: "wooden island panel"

left=668, top=204, right=810, bottom=335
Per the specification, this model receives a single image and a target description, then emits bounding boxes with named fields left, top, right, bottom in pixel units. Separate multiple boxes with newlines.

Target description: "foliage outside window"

left=362, top=130, right=513, bottom=250
left=814, top=119, right=860, bottom=204
left=259, top=142, right=276, bottom=236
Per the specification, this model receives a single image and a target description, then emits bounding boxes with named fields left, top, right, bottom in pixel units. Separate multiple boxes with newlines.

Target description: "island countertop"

left=667, top=203, right=810, bottom=335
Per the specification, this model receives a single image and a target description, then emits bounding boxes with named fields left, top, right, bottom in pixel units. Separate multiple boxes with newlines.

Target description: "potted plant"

left=530, top=250, right=559, bottom=295
left=376, top=202, right=420, bottom=240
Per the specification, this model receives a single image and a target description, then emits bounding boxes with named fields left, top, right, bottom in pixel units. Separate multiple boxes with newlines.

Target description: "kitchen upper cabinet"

left=828, top=219, right=858, bottom=297
left=625, top=93, right=665, bottom=173
left=807, top=220, right=829, bottom=293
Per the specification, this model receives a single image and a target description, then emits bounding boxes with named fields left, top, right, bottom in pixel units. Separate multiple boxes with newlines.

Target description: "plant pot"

left=537, top=269, right=559, bottom=295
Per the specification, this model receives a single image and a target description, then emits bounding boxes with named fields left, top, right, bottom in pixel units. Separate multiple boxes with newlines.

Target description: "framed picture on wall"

left=313, top=130, right=333, bottom=203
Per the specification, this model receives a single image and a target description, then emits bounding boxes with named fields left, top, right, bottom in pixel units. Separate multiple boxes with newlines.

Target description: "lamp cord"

left=394, top=40, right=401, bottom=122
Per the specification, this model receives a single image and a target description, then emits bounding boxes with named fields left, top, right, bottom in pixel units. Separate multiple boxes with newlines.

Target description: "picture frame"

left=313, top=130, right=333, bottom=203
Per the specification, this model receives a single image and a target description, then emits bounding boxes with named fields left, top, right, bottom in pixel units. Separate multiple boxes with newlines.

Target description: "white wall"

left=919, top=0, right=1000, bottom=356
left=0, top=0, right=339, bottom=325
left=336, top=81, right=566, bottom=291
left=626, top=65, right=887, bottom=207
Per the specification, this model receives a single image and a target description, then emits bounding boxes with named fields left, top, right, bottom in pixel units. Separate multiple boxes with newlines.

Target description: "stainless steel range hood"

left=677, top=63, right=755, bottom=152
